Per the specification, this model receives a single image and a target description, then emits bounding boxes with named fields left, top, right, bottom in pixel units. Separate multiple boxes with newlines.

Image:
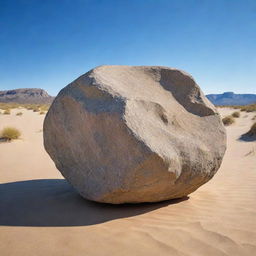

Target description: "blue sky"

left=0, top=0, right=255, bottom=96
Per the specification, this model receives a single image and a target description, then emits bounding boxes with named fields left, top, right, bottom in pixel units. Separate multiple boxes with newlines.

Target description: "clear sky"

left=0, top=0, right=255, bottom=96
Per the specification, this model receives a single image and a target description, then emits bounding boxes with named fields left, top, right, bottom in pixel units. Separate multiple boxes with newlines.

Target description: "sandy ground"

left=0, top=108, right=256, bottom=256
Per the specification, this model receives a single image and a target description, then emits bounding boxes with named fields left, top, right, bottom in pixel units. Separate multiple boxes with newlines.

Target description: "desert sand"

left=0, top=107, right=256, bottom=256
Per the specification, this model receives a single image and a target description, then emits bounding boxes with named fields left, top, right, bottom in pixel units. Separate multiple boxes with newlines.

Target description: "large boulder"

left=44, top=65, right=226, bottom=204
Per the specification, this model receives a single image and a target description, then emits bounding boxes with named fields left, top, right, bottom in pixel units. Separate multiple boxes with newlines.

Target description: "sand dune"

left=0, top=108, right=256, bottom=256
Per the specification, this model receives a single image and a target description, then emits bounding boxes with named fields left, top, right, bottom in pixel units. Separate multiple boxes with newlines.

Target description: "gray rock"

left=43, top=65, right=226, bottom=204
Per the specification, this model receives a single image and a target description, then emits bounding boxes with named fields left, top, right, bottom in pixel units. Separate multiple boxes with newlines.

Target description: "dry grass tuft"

left=0, top=103, right=50, bottom=112
left=3, top=109, right=11, bottom=115
left=0, top=127, right=21, bottom=141
left=217, top=104, right=256, bottom=112
left=222, top=116, right=235, bottom=126
left=39, top=105, right=50, bottom=112
left=16, top=112, right=23, bottom=116
left=0, top=103, right=20, bottom=110
left=240, top=104, right=256, bottom=112
left=247, top=123, right=256, bottom=137
left=232, top=111, right=240, bottom=118
left=39, top=111, right=45, bottom=115
left=24, top=104, right=50, bottom=112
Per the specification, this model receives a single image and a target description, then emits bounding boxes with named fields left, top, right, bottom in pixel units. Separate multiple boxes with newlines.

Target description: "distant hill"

left=0, top=88, right=54, bottom=104
left=206, top=92, right=256, bottom=106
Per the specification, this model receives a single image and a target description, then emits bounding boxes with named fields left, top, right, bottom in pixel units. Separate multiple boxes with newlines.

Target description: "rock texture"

left=44, top=65, right=226, bottom=204
left=0, top=88, right=54, bottom=104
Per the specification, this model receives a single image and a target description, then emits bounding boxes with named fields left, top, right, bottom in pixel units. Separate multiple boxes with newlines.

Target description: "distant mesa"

left=0, top=88, right=54, bottom=104
left=206, top=92, right=256, bottom=106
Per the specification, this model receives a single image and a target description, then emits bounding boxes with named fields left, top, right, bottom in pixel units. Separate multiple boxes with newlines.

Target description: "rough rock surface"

left=44, top=65, right=226, bottom=204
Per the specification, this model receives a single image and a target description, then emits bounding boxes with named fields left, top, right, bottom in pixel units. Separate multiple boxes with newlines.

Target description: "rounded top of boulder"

left=67, top=65, right=216, bottom=117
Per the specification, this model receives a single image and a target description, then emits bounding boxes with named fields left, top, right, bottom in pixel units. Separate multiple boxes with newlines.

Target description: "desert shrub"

left=252, top=115, right=256, bottom=121
left=0, top=104, right=8, bottom=111
left=40, top=104, right=50, bottom=112
left=240, top=104, right=256, bottom=112
left=222, top=116, right=235, bottom=126
left=26, top=105, right=34, bottom=110
left=232, top=111, right=240, bottom=118
left=218, top=104, right=256, bottom=112
left=25, top=104, right=39, bottom=111
left=216, top=105, right=242, bottom=109
left=0, top=103, right=19, bottom=110
left=16, top=112, right=23, bottom=116
left=0, top=103, right=51, bottom=112
left=33, top=108, right=40, bottom=112
left=39, top=111, right=45, bottom=115
left=0, top=127, right=21, bottom=141
left=3, top=109, right=11, bottom=115
left=246, top=122, right=256, bottom=137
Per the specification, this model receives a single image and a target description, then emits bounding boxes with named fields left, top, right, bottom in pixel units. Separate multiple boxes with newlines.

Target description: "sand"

left=0, top=107, right=256, bottom=256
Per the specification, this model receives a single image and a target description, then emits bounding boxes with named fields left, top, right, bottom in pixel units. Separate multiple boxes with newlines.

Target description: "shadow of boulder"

left=239, top=133, right=256, bottom=142
left=0, top=179, right=188, bottom=227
